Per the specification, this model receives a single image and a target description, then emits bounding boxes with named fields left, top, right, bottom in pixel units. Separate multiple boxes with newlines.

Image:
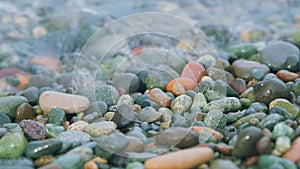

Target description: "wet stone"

left=203, top=97, right=241, bottom=113
left=16, top=103, right=35, bottom=121
left=232, top=126, right=263, bottom=158
left=112, top=103, right=136, bottom=129
left=34, top=155, right=55, bottom=168
left=257, top=155, right=297, bottom=169
left=56, top=130, right=90, bottom=147
left=210, top=159, right=239, bottom=169
left=272, top=123, right=294, bottom=140
left=260, top=113, right=284, bottom=130
left=68, top=120, right=89, bottom=131
left=269, top=98, right=299, bottom=119
left=256, top=136, right=273, bottom=155
left=48, top=108, right=66, bottom=126
left=82, top=112, right=101, bottom=123
left=19, top=119, right=47, bottom=140
left=181, top=62, right=206, bottom=84
left=292, top=80, right=300, bottom=97
left=17, top=86, right=39, bottom=105
left=0, top=132, right=27, bottom=158
left=276, top=70, right=300, bottom=82
left=149, top=88, right=172, bottom=107
left=226, top=43, right=258, bottom=60
left=84, top=101, right=107, bottom=116
left=85, top=121, right=116, bottom=137
left=67, top=147, right=93, bottom=162
left=191, top=92, right=207, bottom=110
left=91, top=85, right=120, bottom=106
left=230, top=78, right=247, bottom=94
left=117, top=94, right=134, bottom=105
left=171, top=94, right=192, bottom=114
left=0, top=158, right=34, bottom=169
left=275, top=136, right=291, bottom=155
left=54, top=154, right=83, bottom=169
left=45, top=124, right=64, bottom=138
left=25, top=139, right=62, bottom=158
left=232, top=59, right=270, bottom=81
left=254, top=78, right=291, bottom=105
left=204, top=109, right=227, bottom=131
left=261, top=41, right=300, bottom=72
left=137, top=106, right=162, bottom=122
left=93, top=131, right=129, bottom=154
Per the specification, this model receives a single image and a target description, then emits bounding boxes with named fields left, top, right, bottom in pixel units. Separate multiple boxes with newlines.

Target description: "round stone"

left=68, top=120, right=89, bottom=131
left=276, top=70, right=300, bottom=82
left=261, top=41, right=299, bottom=72
left=149, top=88, right=172, bottom=107
left=203, top=109, right=227, bottom=131
left=112, top=103, right=136, bottom=129
left=171, top=94, right=192, bottom=114
left=48, top=108, right=66, bottom=126
left=16, top=103, right=35, bottom=121
left=0, top=132, right=27, bottom=158
left=85, top=121, right=116, bottom=137
left=137, top=107, right=162, bottom=122
left=112, top=73, right=140, bottom=94
left=0, top=96, right=28, bottom=119
left=181, top=62, right=206, bottom=84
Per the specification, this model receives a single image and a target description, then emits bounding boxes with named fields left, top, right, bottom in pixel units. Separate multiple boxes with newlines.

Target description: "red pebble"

left=181, top=62, right=206, bottom=84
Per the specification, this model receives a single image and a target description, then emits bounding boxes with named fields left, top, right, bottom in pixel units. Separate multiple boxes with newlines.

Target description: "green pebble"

left=126, top=162, right=144, bottom=169
left=48, top=108, right=66, bottom=126
left=258, top=155, right=297, bottom=169
left=226, top=44, right=258, bottom=60
left=54, top=154, right=83, bottom=169
left=203, top=97, right=241, bottom=113
left=272, top=123, right=294, bottom=139
left=234, top=112, right=266, bottom=127
left=191, top=93, right=207, bottom=110
left=45, top=123, right=65, bottom=138
left=171, top=94, right=192, bottom=114
left=240, top=98, right=252, bottom=108
left=25, top=139, right=62, bottom=158
left=270, top=98, right=299, bottom=119
left=204, top=109, right=227, bottom=131
left=275, top=136, right=291, bottom=155
left=205, top=90, right=226, bottom=102
left=0, top=132, right=27, bottom=158
left=260, top=114, right=284, bottom=130
left=67, top=147, right=93, bottom=162
left=0, top=96, right=28, bottom=119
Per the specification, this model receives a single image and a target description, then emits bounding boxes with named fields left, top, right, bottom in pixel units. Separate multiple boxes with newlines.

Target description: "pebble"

left=126, top=162, right=144, bottom=169
left=117, top=94, right=134, bottom=105
left=124, top=136, right=145, bottom=152
left=25, top=139, right=62, bottom=158
left=149, top=88, right=172, bottom=107
left=192, top=126, right=223, bottom=141
left=137, top=107, right=162, bottom=122
left=39, top=91, right=90, bottom=114
left=206, top=67, right=234, bottom=84
left=17, top=86, right=39, bottom=105
left=30, top=56, right=64, bottom=73
left=39, top=163, right=62, bottom=169
left=56, top=130, right=90, bottom=147
left=112, top=73, right=140, bottom=93
left=155, top=127, right=198, bottom=149
left=84, top=101, right=107, bottom=116
left=283, top=136, right=300, bottom=162
left=0, top=112, right=11, bottom=125
left=230, top=78, right=247, bottom=94
left=191, top=92, right=207, bottom=110
left=34, top=155, right=55, bottom=168
left=166, top=77, right=197, bottom=92
left=68, top=120, right=89, bottom=131
left=232, top=126, right=263, bottom=158
left=275, top=136, right=291, bottom=155
left=226, top=43, right=258, bottom=59
left=231, top=59, right=270, bottom=81
left=82, top=112, right=101, bottom=123
left=170, top=94, right=192, bottom=114
left=253, top=78, right=291, bottom=105
left=292, top=80, right=300, bottom=97
left=112, top=103, right=136, bottom=129
left=15, top=103, right=35, bottom=121
left=83, top=161, right=98, bottom=169
left=261, top=41, right=300, bottom=72
left=0, top=132, right=27, bottom=158
left=260, top=113, right=284, bottom=130
left=85, top=121, right=116, bottom=137
left=276, top=70, right=300, bottom=82
left=204, top=109, right=227, bottom=131
left=272, top=123, right=294, bottom=139
left=203, top=97, right=241, bottom=113
left=0, top=158, right=34, bottom=169
left=256, top=136, right=273, bottom=154
left=67, top=147, right=93, bottom=162
left=257, top=155, right=297, bottom=169
left=54, top=154, right=83, bottom=169
left=170, top=80, right=186, bottom=96
left=92, top=85, right=120, bottom=106
left=93, top=131, right=129, bottom=154
left=48, top=108, right=66, bottom=126
left=144, top=147, right=213, bottom=169
left=210, top=159, right=239, bottom=169
left=0, top=96, right=28, bottom=119
left=45, top=124, right=64, bottom=138
left=19, top=119, right=47, bottom=140
left=234, top=112, right=266, bottom=127
left=269, top=98, right=299, bottom=119
left=180, top=62, right=206, bottom=84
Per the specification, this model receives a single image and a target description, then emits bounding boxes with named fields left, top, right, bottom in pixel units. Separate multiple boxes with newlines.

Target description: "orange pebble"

left=166, top=77, right=197, bottom=92
left=84, top=161, right=98, bottom=169
left=192, top=126, right=223, bottom=141
left=181, top=62, right=206, bottom=84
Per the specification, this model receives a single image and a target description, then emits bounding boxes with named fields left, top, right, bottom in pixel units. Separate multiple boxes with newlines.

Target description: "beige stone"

left=144, top=147, right=213, bottom=169
left=39, top=91, right=90, bottom=114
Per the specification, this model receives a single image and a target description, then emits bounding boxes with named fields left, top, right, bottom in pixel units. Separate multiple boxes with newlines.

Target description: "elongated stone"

left=25, top=139, right=62, bottom=158
left=181, top=62, right=206, bottom=84
left=203, top=97, right=241, bottom=113
left=39, top=91, right=90, bottom=114
left=144, top=147, right=213, bottom=169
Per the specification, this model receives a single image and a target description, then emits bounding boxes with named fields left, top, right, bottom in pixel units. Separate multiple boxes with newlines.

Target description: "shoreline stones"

left=0, top=132, right=27, bottom=159
left=0, top=96, right=28, bottom=119
left=39, top=91, right=90, bottom=114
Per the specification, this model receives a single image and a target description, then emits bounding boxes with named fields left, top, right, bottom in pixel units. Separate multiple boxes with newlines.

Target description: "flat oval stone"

left=254, top=78, right=291, bottom=105
left=276, top=70, right=300, bottom=82
left=155, top=127, right=198, bottom=149
left=203, top=97, right=241, bottom=113
left=85, top=121, right=116, bottom=137
left=20, top=119, right=47, bottom=140
left=261, top=41, right=300, bottom=72
left=68, top=120, right=89, bottom=131
left=145, top=67, right=178, bottom=91
left=256, top=136, right=273, bottom=155
left=181, top=62, right=206, bottom=84
left=149, top=88, right=172, bottom=107
left=269, top=98, right=299, bottom=119
left=0, top=96, right=28, bottom=119
left=232, top=126, right=263, bottom=158
left=144, top=147, right=213, bottom=169
left=0, top=132, right=27, bottom=158
left=39, top=91, right=90, bottom=114
left=25, top=139, right=62, bottom=158
left=16, top=103, right=35, bottom=121
left=171, top=94, right=192, bottom=114
left=232, top=59, right=270, bottom=81
left=137, top=107, right=162, bottom=122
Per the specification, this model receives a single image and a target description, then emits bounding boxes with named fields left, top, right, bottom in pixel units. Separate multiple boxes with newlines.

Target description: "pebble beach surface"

left=1, top=0, right=300, bottom=169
